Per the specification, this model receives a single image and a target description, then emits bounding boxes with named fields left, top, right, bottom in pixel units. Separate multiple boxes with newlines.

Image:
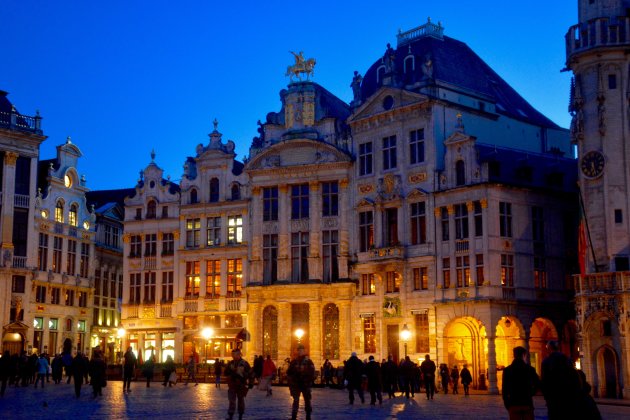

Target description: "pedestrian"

left=260, top=354, right=276, bottom=396
left=142, top=356, right=154, bottom=387
left=214, top=358, right=222, bottom=388
left=162, top=355, right=176, bottom=387
left=344, top=351, right=365, bottom=404
left=0, top=350, right=10, bottom=397
left=322, top=359, right=333, bottom=387
left=381, top=355, right=398, bottom=399
left=123, top=347, right=137, bottom=393
left=71, top=351, right=87, bottom=398
left=224, top=348, right=253, bottom=420
left=439, top=363, right=450, bottom=394
left=51, top=354, right=63, bottom=384
left=184, top=354, right=198, bottom=386
left=287, top=344, right=315, bottom=420
left=420, top=354, right=436, bottom=400
left=253, top=354, right=263, bottom=384
left=451, top=365, right=460, bottom=394
left=34, top=353, right=49, bottom=388
left=460, top=364, right=472, bottom=396
left=502, top=346, right=540, bottom=420
left=399, top=356, right=415, bottom=398
left=89, top=350, right=107, bottom=398
left=365, top=355, right=383, bottom=405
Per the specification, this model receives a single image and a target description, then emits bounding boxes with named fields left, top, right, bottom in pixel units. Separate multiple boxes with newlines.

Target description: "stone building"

left=567, top=0, right=630, bottom=399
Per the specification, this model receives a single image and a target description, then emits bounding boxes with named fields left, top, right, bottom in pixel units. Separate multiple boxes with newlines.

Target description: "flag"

left=578, top=196, right=588, bottom=275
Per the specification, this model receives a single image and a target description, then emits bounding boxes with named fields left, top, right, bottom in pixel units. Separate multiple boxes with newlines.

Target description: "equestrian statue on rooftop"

left=286, top=51, right=316, bottom=82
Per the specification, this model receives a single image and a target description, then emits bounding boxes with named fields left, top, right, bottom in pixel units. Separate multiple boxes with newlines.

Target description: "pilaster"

left=309, top=301, right=322, bottom=363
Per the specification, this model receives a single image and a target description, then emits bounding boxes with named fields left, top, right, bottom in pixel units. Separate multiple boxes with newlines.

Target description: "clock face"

left=581, top=151, right=605, bottom=179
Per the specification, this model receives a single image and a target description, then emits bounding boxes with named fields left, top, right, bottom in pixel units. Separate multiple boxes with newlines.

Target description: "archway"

left=2, top=331, right=25, bottom=355
left=528, top=318, right=558, bottom=375
left=444, top=317, right=486, bottom=389
left=596, top=345, right=618, bottom=398
left=495, top=316, right=526, bottom=391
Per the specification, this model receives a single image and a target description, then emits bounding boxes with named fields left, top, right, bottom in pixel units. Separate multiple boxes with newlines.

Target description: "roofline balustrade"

left=566, top=16, right=630, bottom=59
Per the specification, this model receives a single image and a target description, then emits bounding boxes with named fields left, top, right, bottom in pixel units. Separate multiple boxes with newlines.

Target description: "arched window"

left=456, top=160, right=466, bottom=186
left=322, top=303, right=340, bottom=360
left=209, top=178, right=220, bottom=202
left=262, top=306, right=278, bottom=360
left=404, top=56, right=415, bottom=73
left=69, top=204, right=78, bottom=226
left=147, top=200, right=157, bottom=219
left=377, top=66, right=386, bottom=84
left=231, top=184, right=241, bottom=201
left=190, top=188, right=198, bottom=204
left=55, top=201, right=64, bottom=223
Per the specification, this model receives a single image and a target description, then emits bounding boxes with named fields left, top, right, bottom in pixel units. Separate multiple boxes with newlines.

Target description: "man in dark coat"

left=123, top=347, right=137, bottom=393
left=364, top=355, right=383, bottom=405
left=502, top=346, right=540, bottom=420
left=460, top=364, right=473, bottom=396
left=399, top=356, right=415, bottom=398
left=420, top=354, right=436, bottom=400
left=344, top=352, right=365, bottom=404
left=89, top=350, right=107, bottom=398
left=253, top=355, right=263, bottom=383
left=71, top=352, right=88, bottom=398
left=381, top=355, right=398, bottom=399
left=0, top=350, right=10, bottom=396
left=541, top=341, right=587, bottom=420
left=224, top=348, right=253, bottom=420
left=287, top=344, right=315, bottom=420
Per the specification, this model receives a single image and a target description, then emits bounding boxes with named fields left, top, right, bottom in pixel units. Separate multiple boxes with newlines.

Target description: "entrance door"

left=387, top=325, right=400, bottom=363
left=602, top=347, right=618, bottom=398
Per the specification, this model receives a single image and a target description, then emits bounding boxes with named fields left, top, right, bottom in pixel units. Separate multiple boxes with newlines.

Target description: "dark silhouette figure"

left=420, top=354, right=436, bottom=400
left=287, top=344, right=315, bottom=420
left=502, top=346, right=540, bottom=420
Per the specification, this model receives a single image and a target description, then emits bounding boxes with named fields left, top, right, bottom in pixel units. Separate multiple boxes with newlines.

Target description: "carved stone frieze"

left=262, top=222, right=279, bottom=234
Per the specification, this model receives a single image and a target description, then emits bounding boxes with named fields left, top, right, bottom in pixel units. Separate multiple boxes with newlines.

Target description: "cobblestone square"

left=0, top=381, right=629, bottom=419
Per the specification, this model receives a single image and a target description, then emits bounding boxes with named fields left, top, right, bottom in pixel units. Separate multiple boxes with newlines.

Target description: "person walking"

left=260, top=355, right=276, bottom=396
left=162, top=355, right=176, bottom=387
left=420, top=354, right=436, bottom=400
left=381, top=355, right=398, bottom=399
left=460, top=364, right=472, bottom=396
left=399, top=356, right=415, bottom=399
left=51, top=354, right=63, bottom=384
left=123, top=347, right=137, bottom=393
left=439, top=363, right=450, bottom=394
left=451, top=365, right=460, bottom=394
left=71, top=351, right=88, bottom=398
left=142, top=357, right=154, bottom=387
left=344, top=352, right=365, bottom=404
left=184, top=354, right=198, bottom=386
left=214, top=358, right=222, bottom=388
left=287, top=344, right=315, bottom=420
left=322, top=359, right=333, bottom=387
left=253, top=354, right=263, bottom=385
left=224, top=348, right=253, bottom=420
left=0, top=350, right=11, bottom=396
left=365, top=355, right=383, bottom=405
left=89, top=350, right=107, bottom=398
left=34, top=353, right=49, bottom=388
left=502, top=346, right=540, bottom=420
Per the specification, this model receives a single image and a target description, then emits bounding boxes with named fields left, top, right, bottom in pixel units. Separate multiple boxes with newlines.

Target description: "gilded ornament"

left=408, top=172, right=427, bottom=183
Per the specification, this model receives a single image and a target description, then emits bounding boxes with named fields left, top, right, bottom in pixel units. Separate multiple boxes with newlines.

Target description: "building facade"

left=568, top=0, right=630, bottom=399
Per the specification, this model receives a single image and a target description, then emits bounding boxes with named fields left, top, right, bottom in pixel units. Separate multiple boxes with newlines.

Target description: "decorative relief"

left=321, top=217, right=338, bottom=229
left=446, top=205, right=455, bottom=215
left=358, top=184, right=374, bottom=194
left=339, top=179, right=349, bottom=189
left=251, top=186, right=261, bottom=195
left=129, top=260, right=141, bottom=270
left=377, top=174, right=402, bottom=200
left=142, top=306, right=156, bottom=319
left=262, top=222, right=279, bottom=234
left=480, top=199, right=488, bottom=209
left=408, top=172, right=427, bottom=184
left=173, top=231, right=180, bottom=240
left=4, top=152, right=18, bottom=166
left=122, top=234, right=131, bottom=244
left=383, top=296, right=401, bottom=318
left=204, top=300, right=219, bottom=311
left=291, top=219, right=309, bottom=232
left=303, top=102, right=315, bottom=126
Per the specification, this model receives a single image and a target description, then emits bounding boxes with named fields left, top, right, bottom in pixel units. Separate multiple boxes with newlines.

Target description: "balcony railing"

left=14, top=194, right=29, bottom=208
left=12, top=256, right=27, bottom=268
left=0, top=109, right=43, bottom=134
left=127, top=305, right=139, bottom=318
left=160, top=303, right=172, bottom=318
left=502, top=287, right=516, bottom=300
left=368, top=246, right=404, bottom=261
left=574, top=271, right=630, bottom=295
left=566, top=17, right=630, bottom=58
left=144, top=256, right=157, bottom=270
left=184, top=298, right=198, bottom=313
left=54, top=223, right=64, bottom=234
left=455, top=240, right=469, bottom=254
left=226, top=298, right=241, bottom=311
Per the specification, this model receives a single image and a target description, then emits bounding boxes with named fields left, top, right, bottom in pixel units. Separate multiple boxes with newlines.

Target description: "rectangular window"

left=65, top=289, right=75, bottom=306
left=382, top=135, right=397, bottom=170
left=12, top=275, right=25, bottom=293
left=144, top=271, right=156, bottom=303
left=80, top=243, right=89, bottom=278
left=130, top=235, right=141, bottom=258
left=322, top=230, right=339, bottom=283
left=499, top=202, right=513, bottom=238
left=454, top=204, right=469, bottom=239
left=615, top=209, right=623, bottom=224
left=456, top=256, right=471, bottom=287
left=291, top=232, right=309, bottom=283
left=291, top=184, right=309, bottom=219
left=52, top=236, right=63, bottom=273
left=38, top=233, right=48, bottom=271
left=227, top=258, right=242, bottom=297
left=359, top=211, right=374, bottom=252
left=185, top=261, right=200, bottom=297
left=67, top=239, right=77, bottom=276
left=55, top=204, right=64, bottom=223
left=385, top=271, right=401, bottom=293
left=442, top=258, right=451, bottom=288
left=130, top=273, right=141, bottom=304
left=441, top=207, right=450, bottom=241
left=206, top=260, right=220, bottom=298
left=51, top=287, right=61, bottom=305
left=534, top=256, right=547, bottom=289
left=206, top=217, right=221, bottom=246
left=359, top=142, right=373, bottom=176
left=263, top=234, right=278, bottom=284
left=78, top=291, right=87, bottom=307
left=413, top=267, right=428, bottom=290
left=162, top=206, right=168, bottom=218
left=409, top=128, right=425, bottom=164
left=186, top=218, right=201, bottom=248
left=322, top=181, right=339, bottom=217
left=227, top=215, right=243, bottom=244
left=384, top=208, right=398, bottom=246
left=161, top=271, right=173, bottom=302
left=474, top=201, right=483, bottom=237
left=532, top=206, right=544, bottom=242
left=362, top=274, right=375, bottom=295
left=103, top=271, right=109, bottom=297
left=110, top=271, right=117, bottom=298
left=608, top=74, right=617, bottom=89
left=476, top=254, right=484, bottom=286
left=35, top=285, right=46, bottom=303
left=410, top=202, right=426, bottom=245
left=162, top=232, right=174, bottom=255
left=363, top=316, right=376, bottom=353
left=144, top=233, right=157, bottom=256
left=263, top=187, right=279, bottom=221
left=501, top=254, right=514, bottom=287
left=415, top=311, right=430, bottom=353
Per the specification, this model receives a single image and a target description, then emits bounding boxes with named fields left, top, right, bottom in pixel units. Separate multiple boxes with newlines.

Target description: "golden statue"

left=286, top=51, right=316, bottom=81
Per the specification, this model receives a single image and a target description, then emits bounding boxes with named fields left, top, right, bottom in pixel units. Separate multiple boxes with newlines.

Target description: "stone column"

left=248, top=302, right=262, bottom=357
left=277, top=302, right=292, bottom=361
left=250, top=187, right=262, bottom=281
left=278, top=185, right=289, bottom=281
left=338, top=179, right=350, bottom=279
left=374, top=204, right=383, bottom=248
left=308, top=181, right=321, bottom=281
left=338, top=301, right=352, bottom=359
left=309, top=301, right=322, bottom=365
left=1, top=152, right=17, bottom=248
left=487, top=335, right=499, bottom=394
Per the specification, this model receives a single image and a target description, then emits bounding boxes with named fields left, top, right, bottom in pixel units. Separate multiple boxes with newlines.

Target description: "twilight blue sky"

left=3, top=0, right=576, bottom=191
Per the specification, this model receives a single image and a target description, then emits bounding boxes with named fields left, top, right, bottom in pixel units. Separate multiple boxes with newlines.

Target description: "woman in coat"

left=89, top=350, right=107, bottom=397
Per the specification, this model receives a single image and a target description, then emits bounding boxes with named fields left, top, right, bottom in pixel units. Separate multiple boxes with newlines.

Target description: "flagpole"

left=578, top=185, right=598, bottom=273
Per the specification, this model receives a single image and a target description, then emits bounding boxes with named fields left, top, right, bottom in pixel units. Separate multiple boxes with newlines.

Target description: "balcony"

left=144, top=256, right=157, bottom=270
left=225, top=298, right=241, bottom=311
left=127, top=305, right=139, bottom=319
left=566, top=17, right=630, bottom=58
left=455, top=240, right=469, bottom=254
left=12, top=256, right=27, bottom=268
left=184, top=298, right=198, bottom=313
left=14, top=194, right=29, bottom=208
left=359, top=245, right=404, bottom=263
left=160, top=303, right=172, bottom=317
left=574, top=272, right=630, bottom=295
left=0, top=108, right=43, bottom=134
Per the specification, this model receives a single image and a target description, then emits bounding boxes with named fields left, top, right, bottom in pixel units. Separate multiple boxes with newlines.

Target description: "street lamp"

left=400, top=324, right=411, bottom=358
left=294, top=328, right=305, bottom=351
left=202, top=327, right=214, bottom=363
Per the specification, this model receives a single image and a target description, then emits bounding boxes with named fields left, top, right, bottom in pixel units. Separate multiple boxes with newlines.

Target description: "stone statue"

left=422, top=53, right=434, bottom=79
left=351, top=71, right=363, bottom=103
left=384, top=43, right=396, bottom=73
left=286, top=51, right=316, bottom=81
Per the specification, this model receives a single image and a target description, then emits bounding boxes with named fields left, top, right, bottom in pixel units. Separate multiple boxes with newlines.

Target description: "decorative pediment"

left=246, top=139, right=350, bottom=171
left=407, top=188, right=428, bottom=201
left=348, top=87, right=429, bottom=124
left=444, top=131, right=476, bottom=146
left=355, top=198, right=375, bottom=208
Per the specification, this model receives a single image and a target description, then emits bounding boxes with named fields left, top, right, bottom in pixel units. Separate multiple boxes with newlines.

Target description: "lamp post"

left=117, top=328, right=126, bottom=363
left=400, top=324, right=411, bottom=358
left=201, top=327, right=214, bottom=363
left=294, top=328, right=305, bottom=352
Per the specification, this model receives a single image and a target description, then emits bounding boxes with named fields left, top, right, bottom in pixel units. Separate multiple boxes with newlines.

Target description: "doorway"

left=387, top=325, right=400, bottom=363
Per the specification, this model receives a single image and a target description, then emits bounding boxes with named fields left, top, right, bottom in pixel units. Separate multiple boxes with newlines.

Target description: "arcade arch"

left=443, top=316, right=486, bottom=389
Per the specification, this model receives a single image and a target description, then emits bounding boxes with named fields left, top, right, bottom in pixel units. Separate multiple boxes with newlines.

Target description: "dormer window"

left=146, top=200, right=157, bottom=219
left=69, top=204, right=78, bottom=227
left=190, top=188, right=198, bottom=204
left=231, top=184, right=241, bottom=201
left=455, top=160, right=466, bottom=186
left=209, top=178, right=219, bottom=203
left=55, top=201, right=64, bottom=223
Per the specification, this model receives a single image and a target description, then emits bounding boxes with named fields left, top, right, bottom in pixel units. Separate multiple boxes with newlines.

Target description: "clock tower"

left=567, top=0, right=630, bottom=399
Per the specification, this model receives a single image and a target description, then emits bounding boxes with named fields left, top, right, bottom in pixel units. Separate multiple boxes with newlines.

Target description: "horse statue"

left=286, top=51, right=316, bottom=81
